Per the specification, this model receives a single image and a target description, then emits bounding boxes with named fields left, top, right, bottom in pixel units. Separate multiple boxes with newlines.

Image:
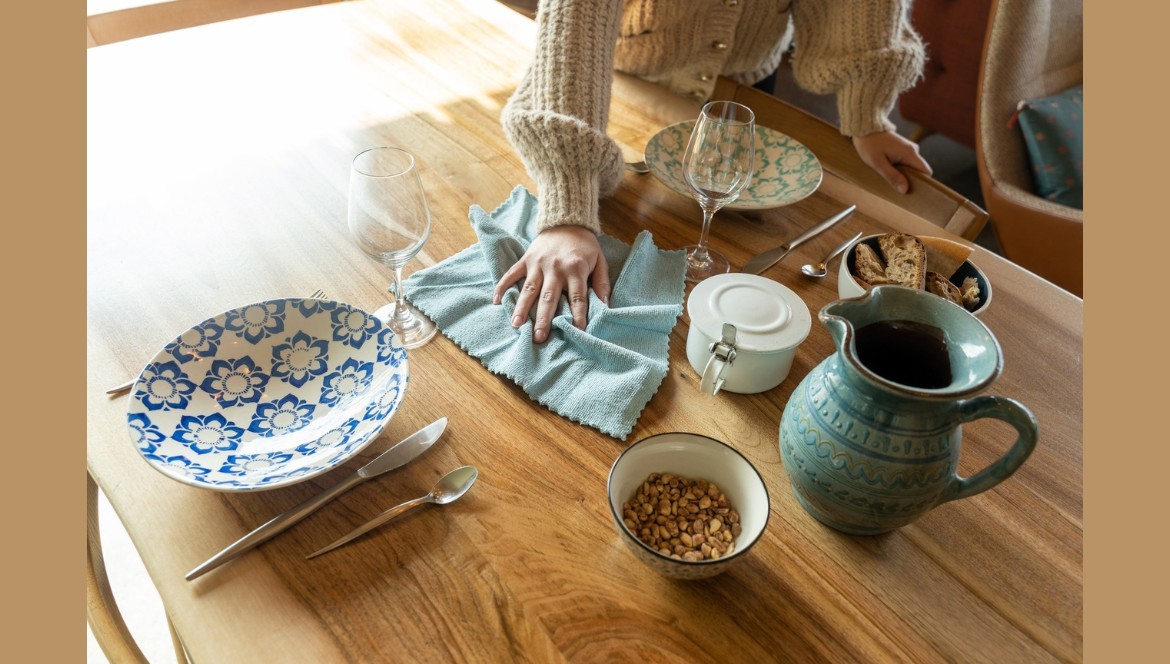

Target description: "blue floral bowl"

left=125, top=297, right=408, bottom=492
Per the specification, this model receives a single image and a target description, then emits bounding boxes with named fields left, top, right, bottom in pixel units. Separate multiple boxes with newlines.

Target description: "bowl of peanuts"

left=607, top=432, right=770, bottom=580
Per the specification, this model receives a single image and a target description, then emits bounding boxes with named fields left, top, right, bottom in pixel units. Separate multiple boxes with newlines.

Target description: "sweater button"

left=697, top=73, right=713, bottom=82
left=712, top=41, right=728, bottom=51
left=690, top=90, right=706, bottom=101
left=723, top=0, right=739, bottom=6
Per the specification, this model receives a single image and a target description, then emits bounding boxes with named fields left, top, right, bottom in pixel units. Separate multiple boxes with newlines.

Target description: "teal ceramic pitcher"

left=779, top=286, right=1037, bottom=535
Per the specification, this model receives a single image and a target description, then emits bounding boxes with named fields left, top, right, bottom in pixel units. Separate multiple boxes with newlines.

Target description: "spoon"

left=306, top=465, right=479, bottom=559
left=625, top=160, right=650, bottom=174
left=801, top=231, right=864, bottom=279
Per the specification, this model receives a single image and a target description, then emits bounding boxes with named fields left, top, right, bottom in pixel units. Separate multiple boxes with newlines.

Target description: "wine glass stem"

left=390, top=263, right=410, bottom=324
left=693, top=205, right=717, bottom=263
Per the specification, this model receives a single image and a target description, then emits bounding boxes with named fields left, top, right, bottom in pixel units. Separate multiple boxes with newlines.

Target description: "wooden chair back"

left=711, top=78, right=989, bottom=241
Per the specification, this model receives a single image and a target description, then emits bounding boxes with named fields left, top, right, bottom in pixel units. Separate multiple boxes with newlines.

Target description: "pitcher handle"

left=938, top=396, right=1038, bottom=505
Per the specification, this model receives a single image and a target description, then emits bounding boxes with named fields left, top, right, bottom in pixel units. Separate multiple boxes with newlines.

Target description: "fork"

left=105, top=289, right=328, bottom=397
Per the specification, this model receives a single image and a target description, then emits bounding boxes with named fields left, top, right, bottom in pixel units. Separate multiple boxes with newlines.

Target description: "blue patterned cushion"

left=1015, top=85, right=1083, bottom=209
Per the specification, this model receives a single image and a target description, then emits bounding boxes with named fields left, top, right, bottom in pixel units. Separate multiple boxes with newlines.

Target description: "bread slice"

left=853, top=243, right=890, bottom=286
left=960, top=276, right=982, bottom=310
left=918, top=236, right=972, bottom=280
left=877, top=234, right=926, bottom=290
left=925, top=271, right=964, bottom=307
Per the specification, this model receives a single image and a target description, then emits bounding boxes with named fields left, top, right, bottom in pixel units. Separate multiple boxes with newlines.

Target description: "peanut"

left=625, top=472, right=742, bottom=562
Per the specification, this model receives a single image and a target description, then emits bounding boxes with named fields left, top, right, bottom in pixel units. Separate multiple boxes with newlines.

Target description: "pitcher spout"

left=819, top=286, right=1003, bottom=399
left=819, top=292, right=874, bottom=363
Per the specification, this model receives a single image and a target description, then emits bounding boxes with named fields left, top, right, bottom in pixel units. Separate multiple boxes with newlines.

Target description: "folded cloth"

left=403, top=185, right=686, bottom=440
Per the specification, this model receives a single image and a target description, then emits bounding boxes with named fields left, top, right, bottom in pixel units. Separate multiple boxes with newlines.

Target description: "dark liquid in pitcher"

left=854, top=319, right=952, bottom=389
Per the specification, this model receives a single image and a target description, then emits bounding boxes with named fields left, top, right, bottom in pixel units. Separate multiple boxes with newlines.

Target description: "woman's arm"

left=497, top=0, right=625, bottom=343
left=500, top=0, right=626, bottom=234
left=790, top=0, right=931, bottom=192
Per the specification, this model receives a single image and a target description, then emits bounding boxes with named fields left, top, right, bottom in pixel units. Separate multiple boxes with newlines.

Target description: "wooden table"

left=87, top=1, right=1083, bottom=661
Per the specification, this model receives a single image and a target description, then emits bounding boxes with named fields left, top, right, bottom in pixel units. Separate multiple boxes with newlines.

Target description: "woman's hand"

left=852, top=131, right=932, bottom=194
left=492, top=225, right=610, bottom=343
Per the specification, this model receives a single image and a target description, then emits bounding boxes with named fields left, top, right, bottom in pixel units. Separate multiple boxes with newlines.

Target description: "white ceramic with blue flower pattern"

left=126, top=297, right=408, bottom=491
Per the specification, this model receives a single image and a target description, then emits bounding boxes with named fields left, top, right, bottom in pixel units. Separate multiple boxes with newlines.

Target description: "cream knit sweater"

left=502, top=0, right=925, bottom=234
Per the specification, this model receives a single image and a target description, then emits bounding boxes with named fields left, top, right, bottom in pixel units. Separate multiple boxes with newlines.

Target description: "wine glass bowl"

left=681, top=101, right=756, bottom=282
left=348, top=147, right=438, bottom=348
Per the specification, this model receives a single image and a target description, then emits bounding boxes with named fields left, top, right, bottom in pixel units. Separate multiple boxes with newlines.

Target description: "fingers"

left=512, top=273, right=542, bottom=329
left=591, top=252, right=611, bottom=306
left=493, top=261, right=526, bottom=305
left=494, top=226, right=606, bottom=343
left=852, top=132, right=935, bottom=195
left=566, top=274, right=589, bottom=331
left=879, top=162, right=910, bottom=195
left=898, top=148, right=933, bottom=177
left=533, top=275, right=563, bottom=343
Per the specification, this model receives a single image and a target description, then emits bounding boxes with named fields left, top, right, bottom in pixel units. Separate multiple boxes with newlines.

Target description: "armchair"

left=975, top=0, right=1083, bottom=295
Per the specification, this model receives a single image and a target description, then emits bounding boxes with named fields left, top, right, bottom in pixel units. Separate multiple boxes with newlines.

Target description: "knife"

left=741, top=204, right=857, bottom=275
left=185, top=417, right=448, bottom=581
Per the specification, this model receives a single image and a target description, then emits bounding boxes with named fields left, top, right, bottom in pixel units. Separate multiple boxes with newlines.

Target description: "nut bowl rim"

left=606, top=431, right=770, bottom=569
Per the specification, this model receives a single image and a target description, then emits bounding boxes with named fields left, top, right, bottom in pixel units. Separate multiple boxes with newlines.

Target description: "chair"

left=975, top=0, right=1083, bottom=295
left=899, top=0, right=995, bottom=149
left=88, top=473, right=190, bottom=664
left=712, top=78, right=990, bottom=241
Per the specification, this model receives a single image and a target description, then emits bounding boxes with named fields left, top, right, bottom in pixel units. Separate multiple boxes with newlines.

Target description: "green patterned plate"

left=644, top=121, right=823, bottom=210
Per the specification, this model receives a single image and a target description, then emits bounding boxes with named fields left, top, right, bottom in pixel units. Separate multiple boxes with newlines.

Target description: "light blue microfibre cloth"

left=403, top=185, right=686, bottom=440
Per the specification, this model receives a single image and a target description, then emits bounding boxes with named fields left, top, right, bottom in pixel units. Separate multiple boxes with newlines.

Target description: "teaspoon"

left=801, top=231, right=864, bottom=279
left=306, top=465, right=478, bottom=559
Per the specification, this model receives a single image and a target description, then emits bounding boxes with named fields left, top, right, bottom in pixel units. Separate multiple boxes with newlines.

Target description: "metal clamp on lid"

left=700, top=323, right=738, bottom=396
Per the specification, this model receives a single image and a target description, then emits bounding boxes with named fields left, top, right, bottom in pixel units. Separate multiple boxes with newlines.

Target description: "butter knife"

left=185, top=418, right=448, bottom=581
left=741, top=204, right=857, bottom=275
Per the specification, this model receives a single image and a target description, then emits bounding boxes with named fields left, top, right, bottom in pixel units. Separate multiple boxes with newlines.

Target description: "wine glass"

left=681, top=101, right=756, bottom=282
left=348, top=147, right=437, bottom=348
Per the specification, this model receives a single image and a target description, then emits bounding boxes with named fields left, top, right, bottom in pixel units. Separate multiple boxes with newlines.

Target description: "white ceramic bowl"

left=125, top=297, right=408, bottom=491
left=607, top=432, right=769, bottom=580
left=837, top=234, right=993, bottom=315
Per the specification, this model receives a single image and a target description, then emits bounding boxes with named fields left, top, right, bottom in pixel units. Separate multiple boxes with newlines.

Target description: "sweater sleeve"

left=501, top=0, right=626, bottom=234
left=789, top=0, right=925, bottom=137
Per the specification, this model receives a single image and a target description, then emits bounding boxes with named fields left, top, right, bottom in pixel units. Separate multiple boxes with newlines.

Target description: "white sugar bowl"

left=685, top=273, right=811, bottom=395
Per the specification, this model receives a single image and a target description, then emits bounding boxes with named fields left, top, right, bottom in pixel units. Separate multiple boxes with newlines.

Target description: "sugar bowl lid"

left=687, top=273, right=811, bottom=352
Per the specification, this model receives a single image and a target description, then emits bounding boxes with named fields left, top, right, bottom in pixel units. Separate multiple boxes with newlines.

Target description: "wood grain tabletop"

left=87, top=0, right=1083, bottom=661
